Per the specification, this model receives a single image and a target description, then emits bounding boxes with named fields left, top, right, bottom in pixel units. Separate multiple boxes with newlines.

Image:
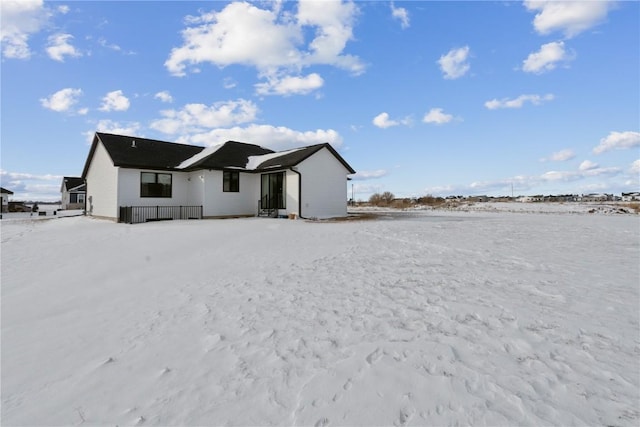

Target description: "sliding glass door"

left=261, top=172, right=285, bottom=209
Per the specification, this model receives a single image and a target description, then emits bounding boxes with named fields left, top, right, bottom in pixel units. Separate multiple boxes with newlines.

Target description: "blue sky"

left=1, top=0, right=638, bottom=202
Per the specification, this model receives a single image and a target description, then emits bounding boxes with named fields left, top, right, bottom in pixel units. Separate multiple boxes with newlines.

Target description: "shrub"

left=369, top=191, right=395, bottom=206
left=417, top=195, right=445, bottom=206
left=391, top=198, right=412, bottom=209
left=620, top=202, right=640, bottom=213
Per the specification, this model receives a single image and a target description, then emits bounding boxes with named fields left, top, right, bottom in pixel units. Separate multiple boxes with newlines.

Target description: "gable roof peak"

left=83, top=132, right=354, bottom=176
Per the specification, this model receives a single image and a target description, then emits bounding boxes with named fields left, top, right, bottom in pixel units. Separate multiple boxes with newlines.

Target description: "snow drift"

left=1, top=208, right=638, bottom=426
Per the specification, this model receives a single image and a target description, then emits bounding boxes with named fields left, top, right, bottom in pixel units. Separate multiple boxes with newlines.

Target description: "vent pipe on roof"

left=131, top=140, right=136, bottom=148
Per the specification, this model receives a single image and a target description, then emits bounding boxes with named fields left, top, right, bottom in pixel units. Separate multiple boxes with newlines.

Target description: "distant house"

left=518, top=195, right=544, bottom=203
left=81, top=132, right=355, bottom=222
left=60, top=177, right=86, bottom=210
left=621, top=192, right=640, bottom=202
left=581, top=193, right=611, bottom=202
left=1, top=187, right=13, bottom=213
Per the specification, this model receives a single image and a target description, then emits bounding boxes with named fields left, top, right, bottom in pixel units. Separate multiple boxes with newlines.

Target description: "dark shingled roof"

left=82, top=132, right=355, bottom=178
left=62, top=177, right=85, bottom=191
left=98, top=133, right=204, bottom=169
left=1, top=187, right=14, bottom=194
left=254, top=143, right=355, bottom=173
left=183, top=141, right=274, bottom=170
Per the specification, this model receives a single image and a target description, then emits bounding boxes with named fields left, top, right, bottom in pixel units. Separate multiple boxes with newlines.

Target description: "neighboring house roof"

left=1, top=187, right=13, bottom=194
left=61, top=177, right=86, bottom=192
left=82, top=132, right=355, bottom=178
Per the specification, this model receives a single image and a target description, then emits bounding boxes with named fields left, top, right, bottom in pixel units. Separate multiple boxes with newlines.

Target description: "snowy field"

left=2, top=206, right=639, bottom=426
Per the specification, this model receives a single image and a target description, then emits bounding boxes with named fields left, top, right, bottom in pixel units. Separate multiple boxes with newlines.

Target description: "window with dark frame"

left=70, top=193, right=85, bottom=204
left=223, top=171, right=239, bottom=192
left=140, top=172, right=172, bottom=198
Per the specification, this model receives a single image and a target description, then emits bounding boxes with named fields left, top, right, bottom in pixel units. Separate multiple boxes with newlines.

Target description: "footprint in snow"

left=99, top=357, right=115, bottom=366
left=396, top=406, right=416, bottom=426
left=366, top=348, right=383, bottom=365
left=314, top=417, right=330, bottom=427
left=202, top=334, right=222, bottom=352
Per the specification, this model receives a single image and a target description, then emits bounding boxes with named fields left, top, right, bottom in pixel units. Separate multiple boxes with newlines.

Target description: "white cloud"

left=351, top=183, right=386, bottom=198
left=255, top=73, right=324, bottom=96
left=46, top=33, right=81, bottom=62
left=582, top=166, right=621, bottom=178
left=542, top=165, right=621, bottom=182
left=296, top=0, right=363, bottom=73
left=484, top=93, right=554, bottom=110
left=542, top=148, right=575, bottom=162
left=422, top=161, right=631, bottom=197
left=423, top=108, right=453, bottom=125
left=372, top=112, right=399, bottom=129
left=0, top=169, right=63, bottom=201
left=40, top=88, right=83, bottom=112
left=372, top=112, right=411, bottom=129
left=179, top=124, right=343, bottom=152
left=166, top=2, right=300, bottom=76
left=593, top=131, right=640, bottom=154
left=154, top=91, right=173, bottom=103
left=351, top=169, right=388, bottom=180
left=57, top=5, right=69, bottom=14
left=578, top=160, right=598, bottom=171
left=150, top=99, right=258, bottom=135
left=424, top=177, right=531, bottom=197
left=97, top=37, right=136, bottom=55
left=97, top=37, right=120, bottom=52
left=99, top=90, right=130, bottom=112
left=0, top=0, right=50, bottom=59
left=223, top=78, right=237, bottom=89
left=522, top=41, right=573, bottom=74
left=165, top=1, right=363, bottom=79
left=0, top=169, right=62, bottom=182
left=630, top=159, right=640, bottom=175
left=391, top=2, right=409, bottom=29
left=437, top=46, right=470, bottom=80
left=85, top=120, right=142, bottom=143
left=541, top=170, right=581, bottom=182
left=524, top=0, right=614, bottom=38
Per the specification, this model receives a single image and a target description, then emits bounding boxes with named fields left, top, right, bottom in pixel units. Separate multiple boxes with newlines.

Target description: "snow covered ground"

left=351, top=201, right=639, bottom=216
left=2, top=207, right=639, bottom=426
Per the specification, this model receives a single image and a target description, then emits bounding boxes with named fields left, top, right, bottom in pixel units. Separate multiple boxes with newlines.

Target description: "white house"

left=81, top=132, right=355, bottom=222
left=1, top=187, right=13, bottom=213
left=60, top=177, right=86, bottom=210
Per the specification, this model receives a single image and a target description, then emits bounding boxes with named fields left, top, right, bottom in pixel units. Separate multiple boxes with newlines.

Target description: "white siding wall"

left=297, top=148, right=350, bottom=219
left=85, top=142, right=119, bottom=220
left=203, top=170, right=259, bottom=217
left=285, top=170, right=300, bottom=217
left=118, top=168, right=191, bottom=207
left=187, top=171, right=204, bottom=207
left=61, top=191, right=70, bottom=209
